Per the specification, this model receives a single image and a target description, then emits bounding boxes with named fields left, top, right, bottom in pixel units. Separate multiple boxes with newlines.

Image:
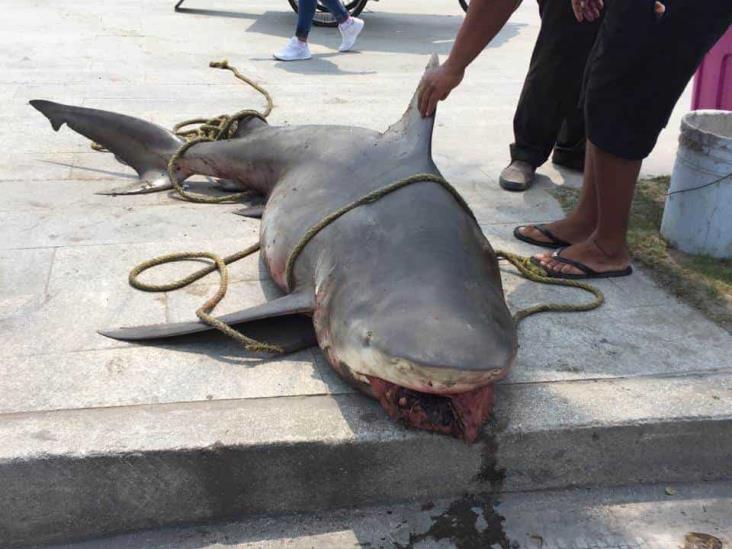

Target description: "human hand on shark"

left=417, top=0, right=519, bottom=118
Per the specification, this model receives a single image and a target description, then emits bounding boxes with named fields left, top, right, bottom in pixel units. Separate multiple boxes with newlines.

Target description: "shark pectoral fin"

left=99, top=291, right=315, bottom=341
left=101, top=314, right=317, bottom=354
left=230, top=314, right=317, bottom=353
left=233, top=205, right=265, bottom=219
left=96, top=172, right=173, bottom=195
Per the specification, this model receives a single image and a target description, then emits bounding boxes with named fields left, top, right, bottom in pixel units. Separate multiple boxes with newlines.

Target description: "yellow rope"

left=128, top=243, right=283, bottom=353
left=283, top=172, right=604, bottom=321
left=166, top=60, right=273, bottom=204
left=125, top=173, right=603, bottom=352
left=118, top=60, right=281, bottom=352
left=120, top=63, right=604, bottom=352
left=495, top=250, right=604, bottom=324
left=284, top=173, right=475, bottom=291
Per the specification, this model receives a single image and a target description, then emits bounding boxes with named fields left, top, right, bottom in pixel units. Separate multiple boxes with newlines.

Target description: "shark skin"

left=30, top=55, right=517, bottom=442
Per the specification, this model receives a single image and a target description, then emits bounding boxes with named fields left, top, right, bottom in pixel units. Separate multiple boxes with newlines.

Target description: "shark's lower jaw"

left=318, top=345, right=497, bottom=442
left=313, top=309, right=505, bottom=442
left=367, top=376, right=494, bottom=442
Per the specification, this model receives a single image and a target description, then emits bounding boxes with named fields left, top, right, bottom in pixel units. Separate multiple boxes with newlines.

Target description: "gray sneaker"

left=499, top=160, right=536, bottom=192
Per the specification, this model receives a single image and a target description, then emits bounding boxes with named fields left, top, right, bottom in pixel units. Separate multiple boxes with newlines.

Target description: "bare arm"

left=418, top=0, right=519, bottom=117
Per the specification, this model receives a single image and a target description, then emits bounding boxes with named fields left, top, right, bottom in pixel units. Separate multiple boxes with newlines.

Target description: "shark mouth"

left=367, top=376, right=494, bottom=442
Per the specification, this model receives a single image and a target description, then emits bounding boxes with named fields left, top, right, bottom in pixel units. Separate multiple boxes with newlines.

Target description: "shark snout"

left=369, top=335, right=513, bottom=393
left=336, top=308, right=516, bottom=394
left=321, top=268, right=517, bottom=394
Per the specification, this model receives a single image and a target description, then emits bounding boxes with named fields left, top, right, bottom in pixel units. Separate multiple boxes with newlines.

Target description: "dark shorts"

left=583, top=0, right=732, bottom=160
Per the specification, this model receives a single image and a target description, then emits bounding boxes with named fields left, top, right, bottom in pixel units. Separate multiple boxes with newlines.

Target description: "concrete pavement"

left=0, top=0, right=729, bottom=546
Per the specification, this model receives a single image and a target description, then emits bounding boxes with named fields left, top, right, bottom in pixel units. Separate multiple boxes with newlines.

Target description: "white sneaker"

left=273, top=37, right=312, bottom=61
left=338, top=17, right=364, bottom=52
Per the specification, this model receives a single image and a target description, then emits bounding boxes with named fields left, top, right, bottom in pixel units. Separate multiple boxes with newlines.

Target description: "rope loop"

left=495, top=250, right=604, bottom=324
left=94, top=60, right=273, bottom=204
left=128, top=244, right=283, bottom=354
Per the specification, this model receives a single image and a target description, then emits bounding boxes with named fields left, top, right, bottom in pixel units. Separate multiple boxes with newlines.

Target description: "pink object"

left=692, top=26, right=732, bottom=111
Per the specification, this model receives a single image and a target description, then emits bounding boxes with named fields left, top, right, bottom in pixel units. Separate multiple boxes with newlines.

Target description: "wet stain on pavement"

left=394, top=492, right=512, bottom=549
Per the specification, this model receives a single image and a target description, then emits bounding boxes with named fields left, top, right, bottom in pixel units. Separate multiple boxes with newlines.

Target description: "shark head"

left=313, top=206, right=517, bottom=442
left=315, top=262, right=516, bottom=441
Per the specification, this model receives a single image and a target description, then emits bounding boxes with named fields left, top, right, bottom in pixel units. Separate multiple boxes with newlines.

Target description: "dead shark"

left=30, top=55, right=517, bottom=442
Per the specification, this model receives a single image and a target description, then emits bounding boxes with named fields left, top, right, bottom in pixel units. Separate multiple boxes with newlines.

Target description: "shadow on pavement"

left=246, top=10, right=525, bottom=56
left=173, top=6, right=259, bottom=20
left=271, top=54, right=378, bottom=76
left=39, top=159, right=135, bottom=180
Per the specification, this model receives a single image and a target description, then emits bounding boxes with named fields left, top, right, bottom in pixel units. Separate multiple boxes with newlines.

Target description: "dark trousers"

left=583, top=0, right=732, bottom=159
left=510, top=0, right=602, bottom=168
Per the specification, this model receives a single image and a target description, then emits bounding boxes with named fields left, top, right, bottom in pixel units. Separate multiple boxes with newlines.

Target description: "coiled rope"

left=120, top=63, right=604, bottom=353
left=94, top=60, right=272, bottom=203
left=165, top=60, right=274, bottom=204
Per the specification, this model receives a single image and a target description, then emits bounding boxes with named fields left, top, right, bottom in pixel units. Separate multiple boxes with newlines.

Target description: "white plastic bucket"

left=661, top=110, right=732, bottom=259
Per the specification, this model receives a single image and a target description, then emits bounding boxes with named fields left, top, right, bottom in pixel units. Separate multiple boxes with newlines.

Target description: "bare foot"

left=517, top=217, right=594, bottom=247
left=533, top=239, right=631, bottom=276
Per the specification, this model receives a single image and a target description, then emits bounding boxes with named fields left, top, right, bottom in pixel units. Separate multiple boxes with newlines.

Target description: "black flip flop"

left=530, top=248, right=633, bottom=280
left=513, top=224, right=571, bottom=249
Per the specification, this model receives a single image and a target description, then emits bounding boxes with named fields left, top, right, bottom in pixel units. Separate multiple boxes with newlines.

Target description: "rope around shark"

left=121, top=61, right=604, bottom=353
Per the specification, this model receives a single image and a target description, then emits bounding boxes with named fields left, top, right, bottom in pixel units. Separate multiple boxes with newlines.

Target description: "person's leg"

left=296, top=0, right=318, bottom=40
left=533, top=0, right=732, bottom=276
left=502, top=0, right=601, bottom=190
left=551, top=108, right=586, bottom=171
left=273, top=0, right=315, bottom=61
left=536, top=142, right=640, bottom=275
left=516, top=143, right=598, bottom=246
left=318, top=0, right=350, bottom=25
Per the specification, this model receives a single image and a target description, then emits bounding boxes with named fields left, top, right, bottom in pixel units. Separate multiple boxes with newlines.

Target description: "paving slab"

left=0, top=203, right=259, bottom=250
left=48, top=237, right=267, bottom=293
left=0, top=0, right=727, bottom=547
left=0, top=348, right=324, bottom=414
left=0, top=287, right=166, bottom=357
left=0, top=248, right=55, bottom=298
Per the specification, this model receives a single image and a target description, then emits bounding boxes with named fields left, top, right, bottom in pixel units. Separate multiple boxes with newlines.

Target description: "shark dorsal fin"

left=382, top=53, right=439, bottom=156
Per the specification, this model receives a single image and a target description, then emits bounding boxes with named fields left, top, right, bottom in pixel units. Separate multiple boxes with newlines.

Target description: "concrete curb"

left=2, top=372, right=731, bottom=547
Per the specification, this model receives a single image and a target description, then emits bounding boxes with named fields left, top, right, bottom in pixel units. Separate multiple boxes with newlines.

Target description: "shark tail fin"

left=30, top=99, right=185, bottom=194
left=30, top=100, right=66, bottom=131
